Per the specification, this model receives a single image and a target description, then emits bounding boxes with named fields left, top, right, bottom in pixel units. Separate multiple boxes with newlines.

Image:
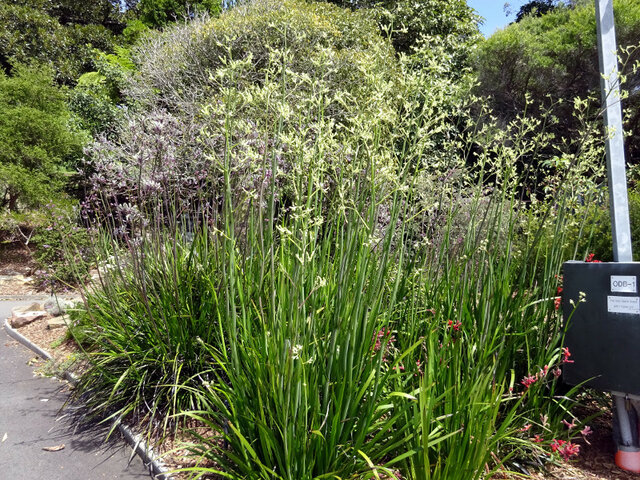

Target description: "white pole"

left=595, top=0, right=638, bottom=457
left=596, top=0, right=632, bottom=262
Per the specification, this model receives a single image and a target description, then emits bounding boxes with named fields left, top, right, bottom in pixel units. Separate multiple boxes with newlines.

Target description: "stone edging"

left=3, top=317, right=172, bottom=480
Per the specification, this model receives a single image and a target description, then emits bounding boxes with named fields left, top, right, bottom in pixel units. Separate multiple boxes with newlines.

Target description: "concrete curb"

left=3, top=317, right=172, bottom=480
left=0, top=295, right=54, bottom=302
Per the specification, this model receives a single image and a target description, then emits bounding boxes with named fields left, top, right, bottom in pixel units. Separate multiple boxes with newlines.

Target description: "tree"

left=0, top=65, right=85, bottom=211
left=126, top=0, right=222, bottom=27
left=0, top=0, right=123, bottom=29
left=45, top=0, right=123, bottom=30
left=383, top=0, right=480, bottom=60
left=515, top=0, right=558, bottom=23
left=0, top=1, right=120, bottom=84
left=323, top=0, right=480, bottom=61
left=474, top=0, right=640, bottom=163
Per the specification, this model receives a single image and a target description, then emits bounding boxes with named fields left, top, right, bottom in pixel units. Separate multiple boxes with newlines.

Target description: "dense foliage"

left=62, top=2, right=613, bottom=479
left=474, top=0, right=640, bottom=163
left=128, top=0, right=222, bottom=27
left=323, top=0, right=480, bottom=75
left=514, top=0, right=558, bottom=23
left=72, top=91, right=600, bottom=479
left=0, top=65, right=84, bottom=211
left=84, top=0, right=475, bottom=230
left=0, top=0, right=121, bottom=84
left=68, top=47, right=134, bottom=137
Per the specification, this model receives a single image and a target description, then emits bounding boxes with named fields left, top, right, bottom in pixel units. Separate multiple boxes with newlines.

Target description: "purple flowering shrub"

left=83, top=108, right=297, bottom=235
left=82, top=111, right=218, bottom=230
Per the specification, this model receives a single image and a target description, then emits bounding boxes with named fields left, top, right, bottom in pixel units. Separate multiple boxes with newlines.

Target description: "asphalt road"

left=0, top=299, right=151, bottom=479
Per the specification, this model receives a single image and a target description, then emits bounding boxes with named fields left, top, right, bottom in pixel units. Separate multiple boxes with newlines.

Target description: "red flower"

left=580, top=425, right=593, bottom=437
left=372, top=328, right=394, bottom=352
left=562, top=419, right=577, bottom=430
left=521, top=375, right=537, bottom=389
left=554, top=286, right=563, bottom=310
left=562, top=347, right=574, bottom=364
left=520, top=423, right=532, bottom=432
left=532, top=434, right=544, bottom=443
left=559, top=442, right=580, bottom=460
left=550, top=439, right=580, bottom=460
left=372, top=328, right=395, bottom=362
left=447, top=320, right=462, bottom=331
left=586, top=253, right=602, bottom=263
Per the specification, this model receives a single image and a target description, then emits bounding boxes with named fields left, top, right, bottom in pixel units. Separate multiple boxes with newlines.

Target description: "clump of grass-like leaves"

left=69, top=228, right=218, bottom=435
left=179, top=147, right=422, bottom=479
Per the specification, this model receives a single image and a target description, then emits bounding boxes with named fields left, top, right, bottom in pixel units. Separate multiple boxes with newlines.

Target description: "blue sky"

left=467, top=1, right=533, bottom=37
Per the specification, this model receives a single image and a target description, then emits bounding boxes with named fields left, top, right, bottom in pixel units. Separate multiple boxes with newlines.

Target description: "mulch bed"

left=16, top=315, right=78, bottom=367
left=0, top=242, right=37, bottom=276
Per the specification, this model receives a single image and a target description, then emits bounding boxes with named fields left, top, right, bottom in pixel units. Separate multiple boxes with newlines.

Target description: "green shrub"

left=473, top=0, right=640, bottom=164
left=69, top=47, right=134, bottom=137
left=72, top=93, right=602, bottom=479
left=70, top=3, right=607, bottom=477
left=0, top=1, right=118, bottom=85
left=69, top=230, right=216, bottom=433
left=0, top=64, right=86, bottom=212
left=31, top=202, right=92, bottom=290
left=87, top=0, right=475, bottom=231
left=130, top=0, right=398, bottom=120
left=566, top=186, right=640, bottom=262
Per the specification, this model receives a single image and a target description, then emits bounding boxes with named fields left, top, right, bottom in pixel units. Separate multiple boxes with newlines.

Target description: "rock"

left=44, top=298, right=77, bottom=316
left=9, top=303, right=48, bottom=328
left=10, top=312, right=47, bottom=328
left=10, top=316, right=37, bottom=328
left=0, top=274, right=31, bottom=284
left=47, top=315, right=70, bottom=330
left=13, top=302, right=42, bottom=313
left=89, top=269, right=100, bottom=282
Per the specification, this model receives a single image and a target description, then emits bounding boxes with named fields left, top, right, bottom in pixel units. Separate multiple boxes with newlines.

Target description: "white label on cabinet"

left=611, top=275, right=637, bottom=293
left=607, top=296, right=640, bottom=314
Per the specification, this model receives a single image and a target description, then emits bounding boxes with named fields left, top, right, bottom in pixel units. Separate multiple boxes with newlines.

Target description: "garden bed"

left=0, top=243, right=39, bottom=296
left=7, top=295, right=639, bottom=480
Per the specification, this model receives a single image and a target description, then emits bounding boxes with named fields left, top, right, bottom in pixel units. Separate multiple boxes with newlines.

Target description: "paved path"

left=0, top=299, right=151, bottom=479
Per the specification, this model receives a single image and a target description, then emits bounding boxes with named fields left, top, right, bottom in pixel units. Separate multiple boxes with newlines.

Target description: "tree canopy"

left=515, top=0, right=558, bottom=23
left=128, top=0, right=222, bottom=28
left=474, top=0, right=640, bottom=162
left=0, top=0, right=121, bottom=84
left=0, top=65, right=85, bottom=211
left=323, top=0, right=480, bottom=63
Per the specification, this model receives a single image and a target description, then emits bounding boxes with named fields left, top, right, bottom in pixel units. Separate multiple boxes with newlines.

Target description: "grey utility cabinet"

left=563, top=261, right=640, bottom=395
